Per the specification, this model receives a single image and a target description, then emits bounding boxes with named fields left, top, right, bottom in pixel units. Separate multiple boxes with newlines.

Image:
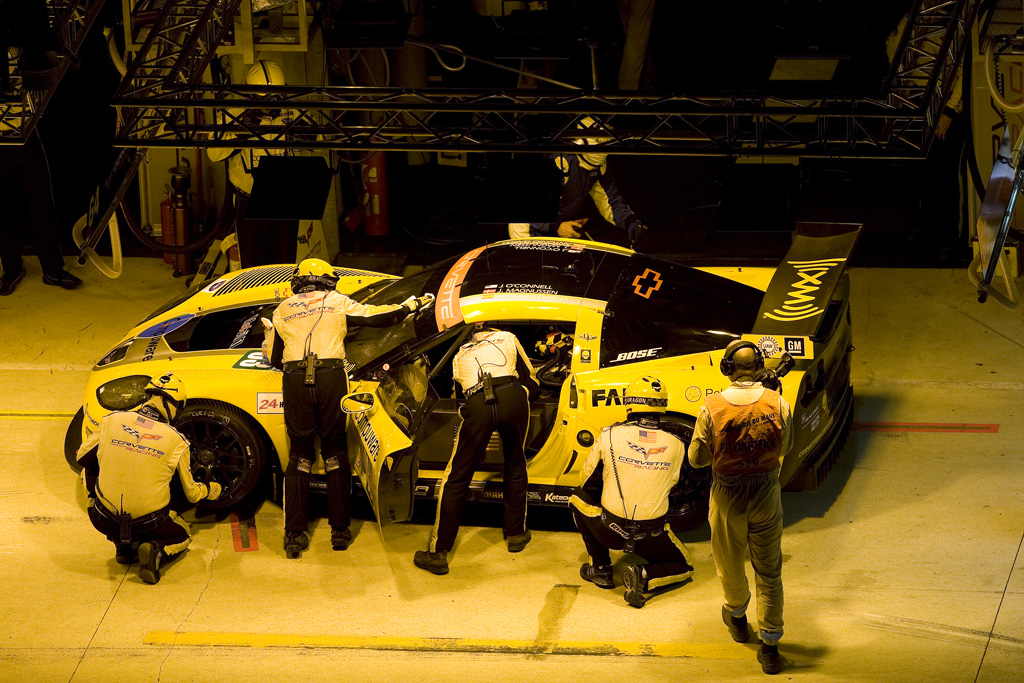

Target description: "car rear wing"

left=751, top=222, right=861, bottom=339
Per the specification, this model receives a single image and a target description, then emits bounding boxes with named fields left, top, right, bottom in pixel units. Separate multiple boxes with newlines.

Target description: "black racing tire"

left=175, top=401, right=268, bottom=511
left=660, top=413, right=711, bottom=532
left=64, top=408, right=85, bottom=473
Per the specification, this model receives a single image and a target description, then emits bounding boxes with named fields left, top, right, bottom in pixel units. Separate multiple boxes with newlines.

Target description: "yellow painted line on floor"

left=0, top=412, right=77, bottom=420
left=145, top=631, right=746, bottom=659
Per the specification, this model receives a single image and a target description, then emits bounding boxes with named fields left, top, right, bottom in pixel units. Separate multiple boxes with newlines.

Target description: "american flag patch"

left=639, top=430, right=656, bottom=443
left=135, top=415, right=154, bottom=429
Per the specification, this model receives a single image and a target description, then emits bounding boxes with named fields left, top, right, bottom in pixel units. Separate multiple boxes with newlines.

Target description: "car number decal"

left=257, top=393, right=284, bottom=414
left=233, top=350, right=275, bottom=370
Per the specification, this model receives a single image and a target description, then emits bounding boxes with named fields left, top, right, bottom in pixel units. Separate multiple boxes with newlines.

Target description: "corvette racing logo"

left=763, top=259, right=845, bottom=322
left=121, top=424, right=162, bottom=444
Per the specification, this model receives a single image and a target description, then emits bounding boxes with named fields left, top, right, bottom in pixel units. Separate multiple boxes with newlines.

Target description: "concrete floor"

left=1, top=257, right=1021, bottom=683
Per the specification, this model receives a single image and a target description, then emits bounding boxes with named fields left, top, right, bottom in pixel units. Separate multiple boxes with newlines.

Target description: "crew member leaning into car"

left=76, top=372, right=222, bottom=585
left=414, top=326, right=540, bottom=575
left=569, top=375, right=694, bottom=608
left=508, top=117, right=646, bottom=248
left=687, top=340, right=793, bottom=675
left=265, top=258, right=434, bottom=558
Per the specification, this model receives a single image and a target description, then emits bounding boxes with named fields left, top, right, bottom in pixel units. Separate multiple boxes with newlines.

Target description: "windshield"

left=345, top=260, right=455, bottom=374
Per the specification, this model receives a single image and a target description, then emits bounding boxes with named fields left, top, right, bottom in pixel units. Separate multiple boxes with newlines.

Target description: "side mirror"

left=341, top=392, right=376, bottom=415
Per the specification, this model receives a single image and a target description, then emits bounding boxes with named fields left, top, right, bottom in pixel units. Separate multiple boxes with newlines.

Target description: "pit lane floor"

left=0, top=258, right=1021, bottom=683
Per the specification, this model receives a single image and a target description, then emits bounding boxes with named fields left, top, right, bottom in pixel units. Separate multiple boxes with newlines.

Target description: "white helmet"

left=245, top=60, right=285, bottom=87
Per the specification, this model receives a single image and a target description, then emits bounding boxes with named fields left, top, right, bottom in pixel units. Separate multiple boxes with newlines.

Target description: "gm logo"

left=784, top=337, right=805, bottom=355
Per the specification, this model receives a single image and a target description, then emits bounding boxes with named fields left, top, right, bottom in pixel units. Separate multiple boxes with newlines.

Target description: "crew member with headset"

left=414, top=326, right=540, bottom=575
left=265, top=258, right=434, bottom=558
left=568, top=375, right=694, bottom=608
left=76, top=373, right=222, bottom=584
left=688, top=340, right=793, bottom=675
left=508, top=117, right=647, bottom=248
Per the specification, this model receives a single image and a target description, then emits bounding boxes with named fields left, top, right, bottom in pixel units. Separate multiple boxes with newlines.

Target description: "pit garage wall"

left=137, top=47, right=343, bottom=264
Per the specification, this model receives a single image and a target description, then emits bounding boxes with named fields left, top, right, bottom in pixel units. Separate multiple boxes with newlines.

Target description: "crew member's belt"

left=465, top=374, right=516, bottom=398
left=92, top=491, right=172, bottom=544
left=600, top=510, right=665, bottom=552
left=283, top=358, right=346, bottom=372
left=712, top=466, right=781, bottom=488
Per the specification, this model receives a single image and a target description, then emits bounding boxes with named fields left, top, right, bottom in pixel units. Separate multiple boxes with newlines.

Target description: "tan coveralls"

left=688, top=381, right=793, bottom=644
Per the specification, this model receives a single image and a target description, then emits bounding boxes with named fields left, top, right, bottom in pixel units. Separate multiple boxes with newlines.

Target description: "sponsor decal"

left=615, top=453, right=670, bottom=470
left=757, top=336, right=781, bottom=358
left=611, top=347, right=662, bottom=363
left=436, top=246, right=484, bottom=330
left=203, top=279, right=227, bottom=293
left=784, top=337, right=806, bottom=356
left=684, top=386, right=702, bottom=402
left=354, top=412, right=380, bottom=463
left=233, top=350, right=275, bottom=370
left=257, top=393, right=284, bottom=414
left=763, top=259, right=845, bottom=322
left=580, top=348, right=592, bottom=363
left=591, top=387, right=624, bottom=407
left=632, top=268, right=663, bottom=299
left=527, top=491, right=543, bottom=502
left=577, top=332, right=597, bottom=342
left=84, top=404, right=99, bottom=428
left=138, top=314, right=195, bottom=339
left=544, top=492, right=571, bottom=504
left=141, top=337, right=160, bottom=362
left=230, top=312, right=260, bottom=349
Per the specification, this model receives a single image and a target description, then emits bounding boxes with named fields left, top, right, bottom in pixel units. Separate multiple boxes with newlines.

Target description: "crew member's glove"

left=207, top=482, right=223, bottom=501
left=627, top=220, right=647, bottom=247
left=402, top=293, right=435, bottom=313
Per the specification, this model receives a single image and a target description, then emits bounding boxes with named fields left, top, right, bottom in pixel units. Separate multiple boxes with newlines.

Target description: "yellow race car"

left=66, top=225, right=859, bottom=530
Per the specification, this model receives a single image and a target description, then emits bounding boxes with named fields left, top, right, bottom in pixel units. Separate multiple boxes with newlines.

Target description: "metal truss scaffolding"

left=0, top=0, right=107, bottom=142
left=4, top=0, right=981, bottom=158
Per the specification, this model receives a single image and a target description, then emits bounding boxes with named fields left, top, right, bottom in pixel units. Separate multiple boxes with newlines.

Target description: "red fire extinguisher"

left=361, top=152, right=389, bottom=236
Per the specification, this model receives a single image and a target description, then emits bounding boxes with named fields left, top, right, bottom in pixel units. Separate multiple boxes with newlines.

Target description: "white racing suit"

left=76, top=408, right=219, bottom=557
left=429, top=329, right=538, bottom=553
left=688, top=381, right=793, bottom=645
left=568, top=417, right=694, bottom=591
left=266, top=289, right=411, bottom=535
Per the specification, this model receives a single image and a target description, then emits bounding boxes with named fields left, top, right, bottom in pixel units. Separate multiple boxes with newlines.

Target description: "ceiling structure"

left=1, top=0, right=980, bottom=159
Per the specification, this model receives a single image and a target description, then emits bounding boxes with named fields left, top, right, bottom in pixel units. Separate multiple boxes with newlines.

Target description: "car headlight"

left=96, top=375, right=151, bottom=411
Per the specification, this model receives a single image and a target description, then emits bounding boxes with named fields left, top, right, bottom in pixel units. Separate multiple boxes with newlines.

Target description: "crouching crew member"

left=266, top=258, right=433, bottom=558
left=687, top=340, right=793, bottom=675
left=414, top=326, right=540, bottom=575
left=569, top=375, right=694, bottom=608
left=76, top=373, right=221, bottom=584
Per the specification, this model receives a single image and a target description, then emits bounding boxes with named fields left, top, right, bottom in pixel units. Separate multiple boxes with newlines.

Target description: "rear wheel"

left=176, top=401, right=268, bottom=510
left=660, top=413, right=710, bottom=532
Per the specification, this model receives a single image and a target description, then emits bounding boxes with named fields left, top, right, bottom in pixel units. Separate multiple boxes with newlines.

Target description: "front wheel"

left=176, top=401, right=268, bottom=510
left=660, top=413, right=710, bottom=532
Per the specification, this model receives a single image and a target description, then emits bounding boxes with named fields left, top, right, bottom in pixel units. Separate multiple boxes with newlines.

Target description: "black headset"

left=719, top=340, right=765, bottom=376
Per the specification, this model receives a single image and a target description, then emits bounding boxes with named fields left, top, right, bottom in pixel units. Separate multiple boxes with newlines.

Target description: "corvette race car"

left=66, top=224, right=859, bottom=530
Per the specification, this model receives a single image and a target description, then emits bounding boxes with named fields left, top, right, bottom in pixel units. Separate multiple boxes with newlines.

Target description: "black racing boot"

left=757, top=642, right=782, bottom=674
left=115, top=543, right=137, bottom=565
left=579, top=563, right=614, bottom=588
left=137, top=542, right=163, bottom=585
left=722, top=605, right=750, bottom=643
left=331, top=528, right=352, bottom=551
left=505, top=529, right=531, bottom=553
left=284, top=530, right=309, bottom=559
left=621, top=565, right=647, bottom=608
left=0, top=269, right=24, bottom=296
left=413, top=550, right=449, bottom=575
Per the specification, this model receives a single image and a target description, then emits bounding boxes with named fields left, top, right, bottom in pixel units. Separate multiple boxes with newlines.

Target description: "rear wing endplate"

left=751, top=222, right=861, bottom=337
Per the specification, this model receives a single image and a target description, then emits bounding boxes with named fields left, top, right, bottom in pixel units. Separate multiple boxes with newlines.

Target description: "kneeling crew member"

left=76, top=373, right=221, bottom=584
left=687, top=340, right=793, bottom=675
left=414, top=326, right=539, bottom=575
left=569, top=375, right=694, bottom=608
left=266, top=258, right=433, bottom=558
